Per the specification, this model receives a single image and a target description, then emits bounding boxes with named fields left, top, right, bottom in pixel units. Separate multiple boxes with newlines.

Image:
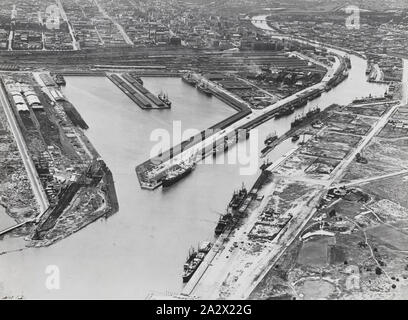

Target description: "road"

left=333, top=169, right=408, bottom=188
left=330, top=101, right=400, bottom=185
left=56, top=0, right=79, bottom=50
left=0, top=82, right=49, bottom=213
left=8, top=5, right=16, bottom=51
left=94, top=0, right=134, bottom=46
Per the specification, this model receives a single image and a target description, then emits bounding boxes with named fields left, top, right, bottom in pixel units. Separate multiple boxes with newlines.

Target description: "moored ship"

left=158, top=92, right=172, bottom=107
left=182, top=73, right=197, bottom=86
left=228, top=184, right=248, bottom=212
left=291, top=106, right=321, bottom=128
left=162, top=160, right=196, bottom=187
left=307, top=89, right=322, bottom=101
left=264, top=132, right=278, bottom=146
left=215, top=213, right=233, bottom=236
left=261, top=132, right=279, bottom=156
left=53, top=74, right=66, bottom=86
left=182, top=241, right=212, bottom=282
left=275, top=106, right=295, bottom=119
left=197, top=82, right=212, bottom=96
left=260, top=158, right=272, bottom=171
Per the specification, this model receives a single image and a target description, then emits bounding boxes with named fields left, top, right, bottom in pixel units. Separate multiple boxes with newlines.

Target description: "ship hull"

left=162, top=166, right=193, bottom=187
left=182, top=260, right=203, bottom=283
left=197, top=86, right=212, bottom=96
left=182, top=76, right=197, bottom=86
left=264, top=137, right=278, bottom=146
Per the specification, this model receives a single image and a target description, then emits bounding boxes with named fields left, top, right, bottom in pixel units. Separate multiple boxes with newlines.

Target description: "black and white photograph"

left=0, top=0, right=408, bottom=305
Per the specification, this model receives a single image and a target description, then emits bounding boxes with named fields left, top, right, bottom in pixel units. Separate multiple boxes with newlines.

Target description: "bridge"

left=0, top=206, right=51, bottom=238
left=0, top=221, right=33, bottom=237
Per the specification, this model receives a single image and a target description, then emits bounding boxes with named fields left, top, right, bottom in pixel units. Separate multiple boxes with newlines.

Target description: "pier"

left=107, top=73, right=171, bottom=110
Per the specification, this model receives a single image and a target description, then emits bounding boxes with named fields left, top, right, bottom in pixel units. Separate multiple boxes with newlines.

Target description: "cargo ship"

left=215, top=213, right=233, bottom=236
left=275, top=106, right=295, bottom=119
left=182, top=73, right=197, bottom=86
left=293, top=97, right=308, bottom=109
left=53, top=74, right=66, bottom=86
left=261, top=132, right=278, bottom=156
left=228, top=184, right=248, bottom=212
left=158, top=92, right=172, bottom=107
left=162, top=160, right=196, bottom=187
left=291, top=106, right=321, bottom=128
left=264, top=132, right=278, bottom=146
left=352, top=95, right=386, bottom=104
left=260, top=159, right=272, bottom=171
left=197, top=82, right=212, bottom=96
left=307, top=89, right=322, bottom=101
left=183, top=241, right=212, bottom=282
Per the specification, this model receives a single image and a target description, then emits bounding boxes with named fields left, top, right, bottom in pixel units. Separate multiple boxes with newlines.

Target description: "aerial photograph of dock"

left=0, top=0, right=408, bottom=304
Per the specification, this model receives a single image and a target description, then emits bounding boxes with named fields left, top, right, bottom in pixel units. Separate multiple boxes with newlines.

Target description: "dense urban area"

left=0, top=0, right=408, bottom=300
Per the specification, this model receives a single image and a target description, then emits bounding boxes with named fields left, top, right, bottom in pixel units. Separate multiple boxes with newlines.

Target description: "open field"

left=250, top=102, right=408, bottom=299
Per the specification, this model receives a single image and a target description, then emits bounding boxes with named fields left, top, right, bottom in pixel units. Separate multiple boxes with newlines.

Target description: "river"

left=0, top=18, right=388, bottom=299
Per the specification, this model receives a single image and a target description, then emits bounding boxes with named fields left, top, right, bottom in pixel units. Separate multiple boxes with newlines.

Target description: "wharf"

left=122, top=73, right=169, bottom=108
left=107, top=74, right=170, bottom=110
left=57, top=71, right=106, bottom=77
left=182, top=171, right=270, bottom=296
left=135, top=87, right=251, bottom=188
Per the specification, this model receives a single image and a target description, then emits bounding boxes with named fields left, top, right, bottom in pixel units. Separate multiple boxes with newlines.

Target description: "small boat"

left=182, top=73, right=197, bottom=86
left=264, top=132, right=278, bottom=146
left=158, top=91, right=172, bottom=107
